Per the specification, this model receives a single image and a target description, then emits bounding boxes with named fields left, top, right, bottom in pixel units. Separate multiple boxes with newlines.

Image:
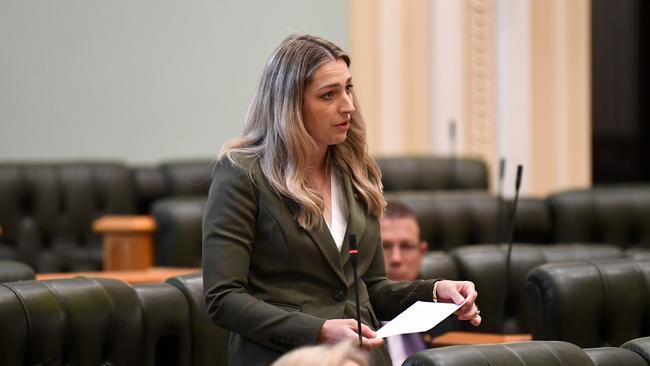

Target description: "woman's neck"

left=308, top=146, right=329, bottom=176
left=307, top=146, right=333, bottom=223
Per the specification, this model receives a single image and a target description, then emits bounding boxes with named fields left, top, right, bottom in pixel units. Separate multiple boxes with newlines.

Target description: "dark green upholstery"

left=385, top=191, right=498, bottom=250
left=144, top=156, right=492, bottom=265
left=131, top=160, right=214, bottom=213
left=0, top=159, right=216, bottom=272
left=0, top=277, right=194, bottom=365
left=585, top=347, right=649, bottom=366
left=404, top=338, right=650, bottom=366
left=166, top=272, right=229, bottom=366
left=547, top=186, right=650, bottom=249
left=0, top=278, right=143, bottom=365
left=145, top=191, right=552, bottom=268
left=132, top=165, right=168, bottom=214
left=622, top=337, right=650, bottom=365
left=448, top=244, right=624, bottom=334
left=627, top=248, right=650, bottom=259
left=159, top=160, right=214, bottom=196
left=135, top=283, right=192, bottom=365
left=376, top=156, right=488, bottom=191
left=420, top=251, right=459, bottom=280
left=0, top=281, right=30, bottom=365
left=0, top=260, right=34, bottom=282
left=528, top=259, right=650, bottom=347
left=152, top=197, right=205, bottom=267
left=5, top=158, right=649, bottom=275
left=134, top=156, right=487, bottom=204
left=384, top=192, right=551, bottom=250
left=0, top=162, right=136, bottom=272
left=403, top=341, right=596, bottom=366
left=0, top=156, right=490, bottom=274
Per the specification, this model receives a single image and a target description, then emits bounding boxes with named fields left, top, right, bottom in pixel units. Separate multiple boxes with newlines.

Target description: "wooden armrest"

left=429, top=331, right=532, bottom=347
left=93, top=215, right=157, bottom=271
left=36, top=267, right=199, bottom=284
left=93, top=215, right=156, bottom=233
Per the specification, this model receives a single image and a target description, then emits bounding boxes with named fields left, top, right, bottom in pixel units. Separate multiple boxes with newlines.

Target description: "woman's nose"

left=340, top=93, right=355, bottom=115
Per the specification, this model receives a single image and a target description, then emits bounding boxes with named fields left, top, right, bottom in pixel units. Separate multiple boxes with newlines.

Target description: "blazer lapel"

left=282, top=172, right=367, bottom=283
left=284, top=194, right=347, bottom=284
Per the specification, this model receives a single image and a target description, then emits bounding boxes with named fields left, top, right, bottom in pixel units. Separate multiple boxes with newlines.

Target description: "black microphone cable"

left=348, top=233, right=362, bottom=348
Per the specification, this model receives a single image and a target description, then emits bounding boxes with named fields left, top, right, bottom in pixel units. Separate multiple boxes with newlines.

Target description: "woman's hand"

left=318, top=319, right=384, bottom=350
left=435, top=280, right=482, bottom=326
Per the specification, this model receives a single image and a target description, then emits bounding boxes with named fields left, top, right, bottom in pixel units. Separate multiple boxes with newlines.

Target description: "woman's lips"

left=335, top=121, right=350, bottom=130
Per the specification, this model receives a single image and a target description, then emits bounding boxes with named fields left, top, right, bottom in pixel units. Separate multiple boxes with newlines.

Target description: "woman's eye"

left=345, top=84, right=354, bottom=94
left=322, top=91, right=333, bottom=100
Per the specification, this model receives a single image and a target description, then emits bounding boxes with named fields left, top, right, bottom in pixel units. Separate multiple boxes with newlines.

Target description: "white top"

left=325, top=170, right=348, bottom=251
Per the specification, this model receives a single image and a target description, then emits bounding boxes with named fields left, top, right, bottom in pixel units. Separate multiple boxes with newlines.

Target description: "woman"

left=203, top=34, right=481, bottom=366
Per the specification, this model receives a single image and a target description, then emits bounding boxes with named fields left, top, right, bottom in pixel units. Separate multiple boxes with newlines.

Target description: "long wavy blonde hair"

left=221, top=34, right=384, bottom=229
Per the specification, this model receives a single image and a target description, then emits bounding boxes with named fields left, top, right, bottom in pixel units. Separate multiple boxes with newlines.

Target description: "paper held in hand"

left=375, top=300, right=465, bottom=338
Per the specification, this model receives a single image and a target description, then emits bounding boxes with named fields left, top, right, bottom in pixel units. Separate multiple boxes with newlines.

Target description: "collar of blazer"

left=284, top=171, right=367, bottom=284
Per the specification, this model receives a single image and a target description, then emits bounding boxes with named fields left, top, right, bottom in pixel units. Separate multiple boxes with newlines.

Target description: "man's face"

left=380, top=216, right=428, bottom=281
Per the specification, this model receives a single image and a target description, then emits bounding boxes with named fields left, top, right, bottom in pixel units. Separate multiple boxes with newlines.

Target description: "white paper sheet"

left=375, top=301, right=464, bottom=338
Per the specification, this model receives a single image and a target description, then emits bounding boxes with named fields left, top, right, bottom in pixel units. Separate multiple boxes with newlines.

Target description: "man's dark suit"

left=203, top=156, right=437, bottom=365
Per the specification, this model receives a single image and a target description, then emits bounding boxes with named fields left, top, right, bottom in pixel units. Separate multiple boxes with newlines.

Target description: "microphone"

left=498, top=158, right=506, bottom=196
left=449, top=118, right=457, bottom=155
left=495, top=158, right=506, bottom=244
left=349, top=234, right=362, bottom=348
left=449, top=119, right=459, bottom=188
left=498, top=165, right=523, bottom=331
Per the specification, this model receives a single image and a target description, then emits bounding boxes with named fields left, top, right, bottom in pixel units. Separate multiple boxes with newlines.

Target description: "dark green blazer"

left=203, top=156, right=437, bottom=365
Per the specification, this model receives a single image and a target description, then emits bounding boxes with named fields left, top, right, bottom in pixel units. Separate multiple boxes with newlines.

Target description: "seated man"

left=381, top=201, right=428, bottom=282
left=380, top=200, right=460, bottom=365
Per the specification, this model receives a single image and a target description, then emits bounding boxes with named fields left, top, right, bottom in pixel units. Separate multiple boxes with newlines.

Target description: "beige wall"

left=350, top=0, right=591, bottom=196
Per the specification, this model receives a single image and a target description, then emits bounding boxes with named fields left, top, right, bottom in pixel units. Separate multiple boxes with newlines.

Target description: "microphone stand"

left=449, top=119, right=459, bottom=189
left=348, top=234, right=363, bottom=348
left=498, top=165, right=523, bottom=331
left=495, top=158, right=506, bottom=244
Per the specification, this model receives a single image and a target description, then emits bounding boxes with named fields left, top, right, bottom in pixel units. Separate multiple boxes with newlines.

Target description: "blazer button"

left=332, top=289, right=346, bottom=302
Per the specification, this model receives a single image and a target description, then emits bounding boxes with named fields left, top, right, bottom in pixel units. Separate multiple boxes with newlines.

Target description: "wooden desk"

left=36, top=267, right=199, bottom=284
left=430, top=331, right=532, bottom=347
left=93, top=215, right=157, bottom=271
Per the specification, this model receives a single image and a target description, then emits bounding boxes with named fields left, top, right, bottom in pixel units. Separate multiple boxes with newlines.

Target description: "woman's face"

left=302, top=58, right=356, bottom=151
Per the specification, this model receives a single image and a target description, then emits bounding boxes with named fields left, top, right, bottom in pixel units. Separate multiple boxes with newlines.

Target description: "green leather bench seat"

left=403, top=338, right=650, bottom=366
left=528, top=259, right=650, bottom=347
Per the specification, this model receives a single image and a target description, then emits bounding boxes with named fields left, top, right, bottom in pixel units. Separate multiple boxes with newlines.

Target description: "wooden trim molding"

left=350, top=0, right=591, bottom=195
left=350, top=0, right=433, bottom=156
left=465, top=0, right=497, bottom=187
left=531, top=0, right=591, bottom=196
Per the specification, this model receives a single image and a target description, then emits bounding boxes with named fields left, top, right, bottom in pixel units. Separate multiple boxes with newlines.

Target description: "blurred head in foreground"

left=271, top=340, right=369, bottom=366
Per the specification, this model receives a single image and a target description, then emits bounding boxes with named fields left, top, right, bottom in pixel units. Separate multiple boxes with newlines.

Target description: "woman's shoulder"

left=212, top=153, right=263, bottom=186
left=215, top=152, right=258, bottom=172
